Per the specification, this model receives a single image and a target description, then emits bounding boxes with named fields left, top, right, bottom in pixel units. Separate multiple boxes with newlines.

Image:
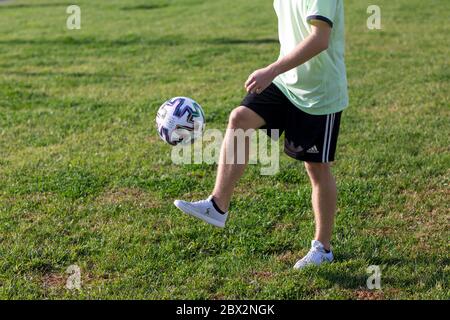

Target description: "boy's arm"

left=245, top=20, right=332, bottom=94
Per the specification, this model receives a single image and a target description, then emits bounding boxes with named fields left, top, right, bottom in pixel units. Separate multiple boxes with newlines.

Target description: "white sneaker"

left=293, top=240, right=334, bottom=270
left=174, top=196, right=228, bottom=228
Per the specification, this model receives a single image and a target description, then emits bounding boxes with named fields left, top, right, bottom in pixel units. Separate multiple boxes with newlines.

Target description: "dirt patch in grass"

left=402, top=187, right=449, bottom=251
left=406, top=209, right=449, bottom=252
left=275, top=251, right=296, bottom=264
left=97, top=188, right=160, bottom=209
left=23, top=192, right=59, bottom=208
left=42, top=273, right=66, bottom=290
left=274, top=222, right=294, bottom=232
left=42, top=270, right=106, bottom=291
left=2, top=192, right=58, bottom=224
left=354, top=289, right=385, bottom=300
left=363, top=224, right=397, bottom=238
left=3, top=192, right=57, bottom=205
left=364, top=186, right=449, bottom=252
left=251, top=270, right=274, bottom=280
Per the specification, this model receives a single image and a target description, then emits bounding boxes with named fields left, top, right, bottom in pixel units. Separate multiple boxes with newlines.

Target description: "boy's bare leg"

left=211, top=106, right=265, bottom=212
left=304, top=162, right=337, bottom=251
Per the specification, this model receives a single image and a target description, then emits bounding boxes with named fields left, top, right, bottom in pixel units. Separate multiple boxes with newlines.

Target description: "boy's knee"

left=228, top=106, right=263, bottom=130
left=304, top=162, right=332, bottom=182
left=229, top=107, right=249, bottom=129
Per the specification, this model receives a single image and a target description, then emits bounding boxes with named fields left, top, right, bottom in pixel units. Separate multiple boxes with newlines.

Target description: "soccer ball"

left=156, top=97, right=206, bottom=145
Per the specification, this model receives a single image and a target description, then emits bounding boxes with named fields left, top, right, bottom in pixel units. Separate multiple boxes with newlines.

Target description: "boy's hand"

left=245, top=65, right=277, bottom=94
left=244, top=22, right=330, bottom=95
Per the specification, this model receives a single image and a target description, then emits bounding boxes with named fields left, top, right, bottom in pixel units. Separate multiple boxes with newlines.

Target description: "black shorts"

left=241, top=83, right=342, bottom=163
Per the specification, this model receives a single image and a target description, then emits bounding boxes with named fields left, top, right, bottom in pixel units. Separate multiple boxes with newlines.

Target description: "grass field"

left=0, top=0, right=449, bottom=300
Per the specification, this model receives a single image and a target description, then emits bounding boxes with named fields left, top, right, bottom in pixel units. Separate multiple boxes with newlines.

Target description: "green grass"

left=0, top=0, right=449, bottom=299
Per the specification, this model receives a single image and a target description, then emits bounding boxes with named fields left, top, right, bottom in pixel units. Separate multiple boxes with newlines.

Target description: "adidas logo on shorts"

left=307, top=145, right=320, bottom=154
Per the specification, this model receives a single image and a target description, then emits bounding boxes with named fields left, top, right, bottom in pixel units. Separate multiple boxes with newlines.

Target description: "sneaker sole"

left=293, top=258, right=333, bottom=270
left=174, top=200, right=225, bottom=228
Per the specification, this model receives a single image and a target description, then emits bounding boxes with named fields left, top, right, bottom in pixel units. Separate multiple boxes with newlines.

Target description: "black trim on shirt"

left=307, top=15, right=333, bottom=28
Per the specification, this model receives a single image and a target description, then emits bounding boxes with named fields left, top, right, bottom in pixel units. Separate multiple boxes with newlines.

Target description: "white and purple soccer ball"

left=156, top=97, right=206, bottom=145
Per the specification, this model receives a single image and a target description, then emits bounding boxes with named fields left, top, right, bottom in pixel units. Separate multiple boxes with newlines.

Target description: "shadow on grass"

left=337, top=251, right=450, bottom=267
left=0, top=36, right=279, bottom=48
left=206, top=38, right=278, bottom=45
left=121, top=4, right=169, bottom=11
left=4, top=70, right=128, bottom=79
left=311, top=263, right=422, bottom=290
left=0, top=36, right=184, bottom=47
left=314, top=268, right=368, bottom=289
left=0, top=2, right=69, bottom=9
left=322, top=252, right=450, bottom=289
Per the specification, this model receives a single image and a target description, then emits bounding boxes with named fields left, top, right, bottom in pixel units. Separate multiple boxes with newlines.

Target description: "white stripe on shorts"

left=322, top=114, right=335, bottom=163
left=322, top=115, right=330, bottom=162
left=326, top=114, right=335, bottom=162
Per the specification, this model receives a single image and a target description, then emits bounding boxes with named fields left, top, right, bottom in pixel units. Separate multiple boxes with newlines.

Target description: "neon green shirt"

left=272, top=0, right=349, bottom=115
